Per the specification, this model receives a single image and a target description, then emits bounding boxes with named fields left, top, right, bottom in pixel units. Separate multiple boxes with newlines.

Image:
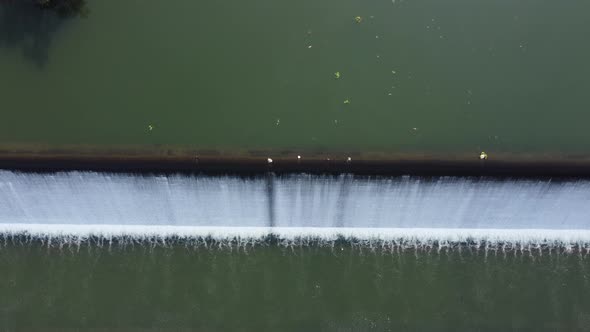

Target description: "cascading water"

left=1, top=170, right=590, bottom=250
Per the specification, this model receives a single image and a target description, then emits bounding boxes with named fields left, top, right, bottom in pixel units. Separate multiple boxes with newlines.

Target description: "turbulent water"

left=1, top=170, right=590, bottom=249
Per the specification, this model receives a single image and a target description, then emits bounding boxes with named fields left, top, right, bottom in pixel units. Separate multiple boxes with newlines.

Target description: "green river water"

left=1, top=0, right=589, bottom=156
left=1, top=244, right=590, bottom=331
left=2, top=1, right=590, bottom=330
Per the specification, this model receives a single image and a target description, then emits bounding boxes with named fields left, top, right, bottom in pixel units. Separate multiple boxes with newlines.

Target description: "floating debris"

left=334, top=72, right=341, bottom=79
left=391, top=70, right=396, bottom=74
left=480, top=152, right=488, bottom=160
left=297, top=155, right=301, bottom=160
left=343, top=99, right=350, bottom=104
left=267, top=158, right=273, bottom=164
left=354, top=16, right=362, bottom=23
left=308, top=45, right=312, bottom=49
left=347, top=157, right=352, bottom=162
left=147, top=124, right=154, bottom=131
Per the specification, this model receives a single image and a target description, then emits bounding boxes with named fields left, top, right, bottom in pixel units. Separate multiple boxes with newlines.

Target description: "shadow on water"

left=0, top=0, right=87, bottom=67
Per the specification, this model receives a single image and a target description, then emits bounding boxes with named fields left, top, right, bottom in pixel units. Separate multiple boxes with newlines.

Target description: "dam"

left=2, top=0, right=590, bottom=329
left=2, top=170, right=590, bottom=248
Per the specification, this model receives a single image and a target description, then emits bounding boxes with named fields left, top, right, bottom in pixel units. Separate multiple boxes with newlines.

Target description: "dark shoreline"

left=1, top=152, right=590, bottom=178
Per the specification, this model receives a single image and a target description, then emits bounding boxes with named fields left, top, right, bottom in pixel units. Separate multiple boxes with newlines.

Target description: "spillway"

left=1, top=170, right=590, bottom=249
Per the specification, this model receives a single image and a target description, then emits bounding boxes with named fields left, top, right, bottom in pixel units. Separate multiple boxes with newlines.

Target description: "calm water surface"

left=1, top=244, right=590, bottom=330
left=1, top=0, right=589, bottom=155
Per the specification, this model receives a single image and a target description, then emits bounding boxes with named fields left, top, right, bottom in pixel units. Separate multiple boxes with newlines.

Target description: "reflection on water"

left=0, top=2, right=58, bottom=66
left=0, top=0, right=86, bottom=67
left=35, top=0, right=88, bottom=18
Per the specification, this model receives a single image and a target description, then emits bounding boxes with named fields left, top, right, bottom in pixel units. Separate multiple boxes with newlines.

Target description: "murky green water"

left=1, top=244, right=589, bottom=330
left=3, top=2, right=590, bottom=329
left=1, top=0, right=590, bottom=155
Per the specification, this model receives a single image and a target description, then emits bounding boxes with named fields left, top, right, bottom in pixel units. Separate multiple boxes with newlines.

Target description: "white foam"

left=1, top=223, right=590, bottom=246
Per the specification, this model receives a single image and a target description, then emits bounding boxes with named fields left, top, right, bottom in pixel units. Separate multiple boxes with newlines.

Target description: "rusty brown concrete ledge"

left=0, top=144, right=589, bottom=177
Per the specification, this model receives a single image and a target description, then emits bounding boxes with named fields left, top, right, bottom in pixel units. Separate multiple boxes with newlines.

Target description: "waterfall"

left=1, top=170, right=590, bottom=248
